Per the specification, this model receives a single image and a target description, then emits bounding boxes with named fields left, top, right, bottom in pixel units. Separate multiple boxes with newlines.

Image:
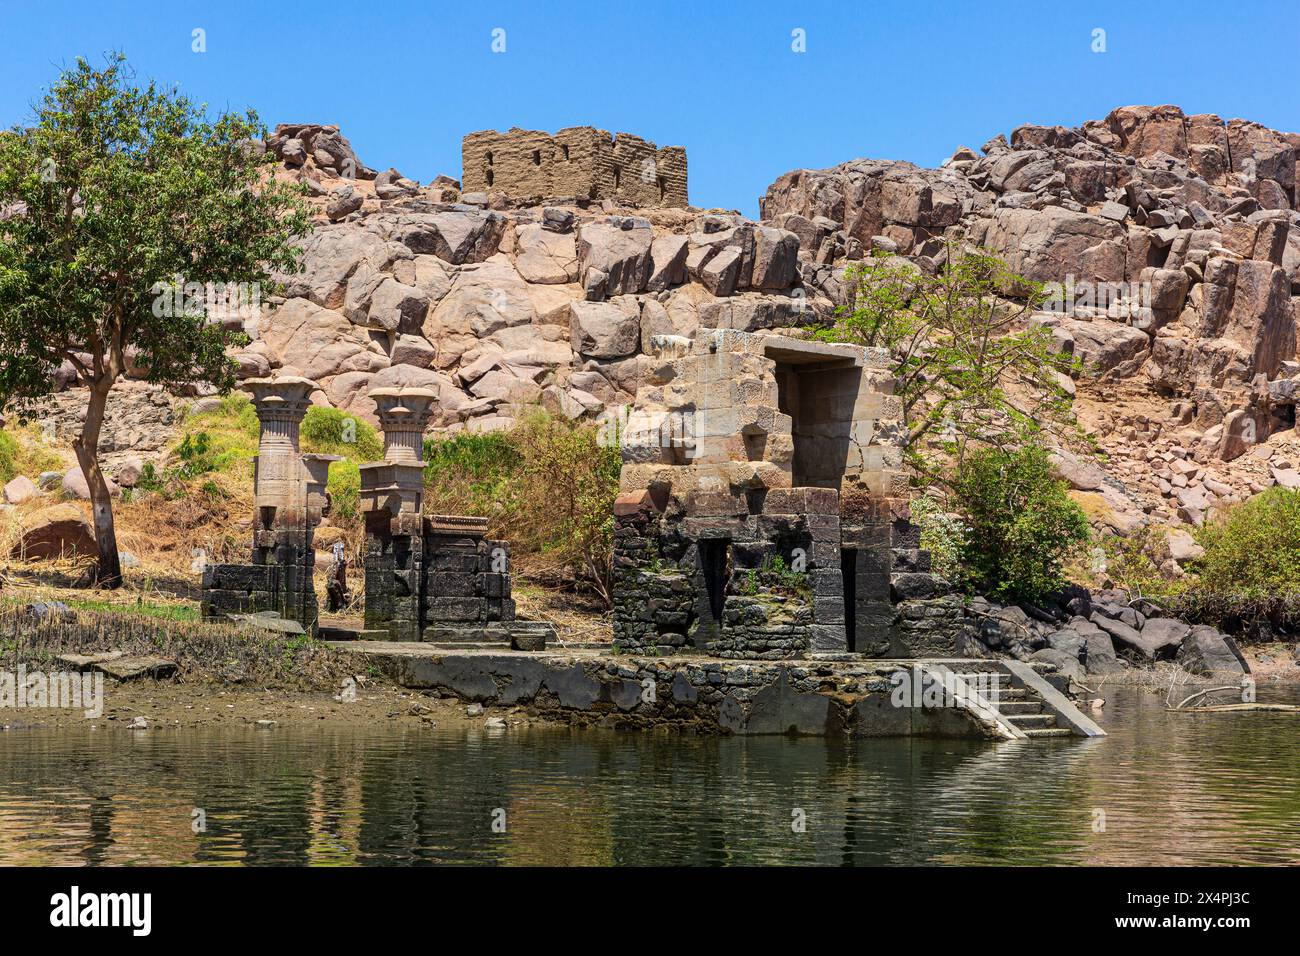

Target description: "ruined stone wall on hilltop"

left=462, top=127, right=688, bottom=207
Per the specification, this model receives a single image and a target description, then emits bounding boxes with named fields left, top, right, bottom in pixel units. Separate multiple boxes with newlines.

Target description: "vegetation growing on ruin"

left=422, top=412, right=621, bottom=605
left=818, top=243, right=1083, bottom=476
left=740, top=555, right=811, bottom=603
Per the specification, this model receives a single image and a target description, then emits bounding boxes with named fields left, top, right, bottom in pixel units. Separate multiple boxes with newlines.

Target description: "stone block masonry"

left=334, top=644, right=1053, bottom=739
left=357, top=386, right=551, bottom=648
left=462, top=127, right=688, bottom=207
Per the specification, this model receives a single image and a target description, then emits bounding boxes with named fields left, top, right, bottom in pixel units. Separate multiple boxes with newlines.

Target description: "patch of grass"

left=422, top=430, right=520, bottom=518
left=175, top=393, right=260, bottom=478
left=58, top=597, right=201, bottom=621
left=301, top=406, right=384, bottom=463
left=0, top=425, right=64, bottom=484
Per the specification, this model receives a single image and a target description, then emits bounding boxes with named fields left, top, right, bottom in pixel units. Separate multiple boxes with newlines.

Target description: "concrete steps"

left=994, top=682, right=1070, bottom=738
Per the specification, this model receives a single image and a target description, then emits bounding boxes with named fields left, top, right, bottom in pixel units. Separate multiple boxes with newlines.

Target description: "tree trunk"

left=74, top=379, right=123, bottom=589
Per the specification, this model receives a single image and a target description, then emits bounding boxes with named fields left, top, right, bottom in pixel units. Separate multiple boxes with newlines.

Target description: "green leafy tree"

left=819, top=243, right=1081, bottom=474
left=0, top=55, right=309, bottom=585
left=948, top=442, right=1090, bottom=602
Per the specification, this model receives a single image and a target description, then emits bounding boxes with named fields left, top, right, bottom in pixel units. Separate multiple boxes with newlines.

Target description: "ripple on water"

left=0, top=686, right=1298, bottom=865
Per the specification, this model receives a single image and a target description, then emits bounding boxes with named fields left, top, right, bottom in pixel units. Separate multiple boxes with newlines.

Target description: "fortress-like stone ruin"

left=201, top=380, right=549, bottom=649
left=462, top=127, right=688, bottom=207
left=611, top=329, right=965, bottom=660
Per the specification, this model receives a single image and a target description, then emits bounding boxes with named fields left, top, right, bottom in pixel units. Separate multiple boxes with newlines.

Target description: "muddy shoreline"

left=0, top=681, right=509, bottom=732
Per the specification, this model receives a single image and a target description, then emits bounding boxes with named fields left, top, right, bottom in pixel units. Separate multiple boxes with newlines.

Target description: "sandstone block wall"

left=462, top=127, right=687, bottom=207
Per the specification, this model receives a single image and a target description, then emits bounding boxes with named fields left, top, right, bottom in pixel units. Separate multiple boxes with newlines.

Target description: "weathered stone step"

left=997, top=700, right=1043, bottom=715
left=1008, top=713, right=1058, bottom=728
left=1022, top=727, right=1075, bottom=739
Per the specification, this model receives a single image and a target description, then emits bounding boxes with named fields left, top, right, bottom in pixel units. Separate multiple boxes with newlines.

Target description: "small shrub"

left=326, top=458, right=362, bottom=522
left=301, top=406, right=384, bottom=463
left=419, top=415, right=619, bottom=604
left=740, top=555, right=811, bottom=602
left=948, top=443, right=1091, bottom=602
left=1190, top=487, right=1300, bottom=626
left=909, top=494, right=968, bottom=580
left=507, top=411, right=621, bottom=606
left=0, top=430, right=17, bottom=484
left=1103, top=524, right=1176, bottom=595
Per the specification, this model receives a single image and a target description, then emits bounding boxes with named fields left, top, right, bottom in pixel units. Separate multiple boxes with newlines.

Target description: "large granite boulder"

left=12, top=503, right=97, bottom=560
left=576, top=220, right=653, bottom=297
left=1176, top=625, right=1248, bottom=676
left=569, top=298, right=642, bottom=359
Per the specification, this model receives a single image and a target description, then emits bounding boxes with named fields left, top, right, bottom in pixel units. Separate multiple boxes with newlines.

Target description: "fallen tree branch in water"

left=1173, top=685, right=1240, bottom=709
left=1167, top=703, right=1300, bottom=714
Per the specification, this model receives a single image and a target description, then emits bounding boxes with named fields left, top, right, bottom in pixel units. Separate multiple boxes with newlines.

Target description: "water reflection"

left=0, top=687, right=1297, bottom=865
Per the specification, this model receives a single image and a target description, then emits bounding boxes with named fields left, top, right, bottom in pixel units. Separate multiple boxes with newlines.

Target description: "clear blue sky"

left=2, top=0, right=1297, bottom=217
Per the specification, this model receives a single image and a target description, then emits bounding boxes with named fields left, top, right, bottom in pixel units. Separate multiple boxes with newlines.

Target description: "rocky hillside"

left=761, top=105, right=1300, bottom=556
left=32, top=110, right=1300, bottom=563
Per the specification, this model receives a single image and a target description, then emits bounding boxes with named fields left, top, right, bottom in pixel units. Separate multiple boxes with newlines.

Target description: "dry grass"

left=0, top=602, right=365, bottom=690
left=512, top=578, right=611, bottom=646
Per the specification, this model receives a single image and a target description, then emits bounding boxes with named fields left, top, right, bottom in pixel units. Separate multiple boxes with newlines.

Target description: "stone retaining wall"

left=356, top=647, right=1009, bottom=738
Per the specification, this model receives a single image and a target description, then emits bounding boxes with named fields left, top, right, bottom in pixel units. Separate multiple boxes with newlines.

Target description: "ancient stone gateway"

left=358, top=386, right=552, bottom=649
left=201, top=377, right=339, bottom=633
left=200, top=380, right=548, bottom=648
left=611, top=329, right=966, bottom=660
left=461, top=127, right=688, bottom=207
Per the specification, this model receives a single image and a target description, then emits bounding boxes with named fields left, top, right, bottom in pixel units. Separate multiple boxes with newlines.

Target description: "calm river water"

left=1, top=685, right=1297, bottom=865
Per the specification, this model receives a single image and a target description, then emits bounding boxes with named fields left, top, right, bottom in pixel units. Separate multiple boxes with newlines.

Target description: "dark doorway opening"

left=696, top=539, right=729, bottom=647
left=841, top=548, right=858, bottom=652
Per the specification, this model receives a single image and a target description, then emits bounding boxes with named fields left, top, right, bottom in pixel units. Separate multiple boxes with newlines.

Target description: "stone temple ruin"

left=201, top=380, right=551, bottom=649
left=461, top=127, right=688, bottom=207
left=358, top=387, right=550, bottom=649
left=204, top=331, right=956, bottom=661
left=611, top=329, right=962, bottom=660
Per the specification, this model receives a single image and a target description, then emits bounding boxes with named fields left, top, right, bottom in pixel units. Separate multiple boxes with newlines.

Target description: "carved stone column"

left=202, top=376, right=337, bottom=633
left=361, top=387, right=438, bottom=640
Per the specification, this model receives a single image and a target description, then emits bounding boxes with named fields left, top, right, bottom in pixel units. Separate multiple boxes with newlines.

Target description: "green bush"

left=420, top=414, right=620, bottom=604
left=326, top=458, right=361, bottom=522
left=0, top=430, right=17, bottom=484
left=949, top=443, right=1091, bottom=602
left=422, top=431, right=521, bottom=518
left=1194, top=487, right=1300, bottom=604
left=301, top=406, right=384, bottom=463
left=909, top=493, right=968, bottom=581
left=506, top=411, right=621, bottom=605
